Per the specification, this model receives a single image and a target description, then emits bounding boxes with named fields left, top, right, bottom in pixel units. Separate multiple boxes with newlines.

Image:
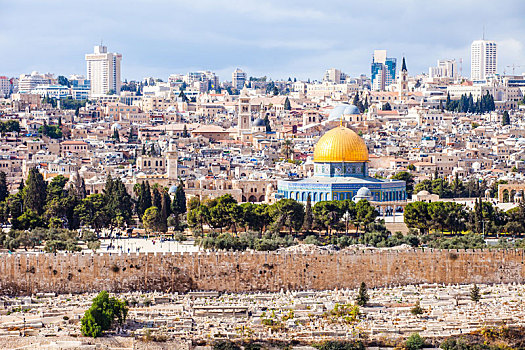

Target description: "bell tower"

left=399, top=57, right=408, bottom=101
left=238, top=89, right=251, bottom=133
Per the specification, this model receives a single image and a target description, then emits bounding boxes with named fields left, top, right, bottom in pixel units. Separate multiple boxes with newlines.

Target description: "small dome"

left=111, top=123, right=122, bottom=131
left=417, top=190, right=430, bottom=196
left=252, top=118, right=266, bottom=127
left=328, top=104, right=360, bottom=121
left=356, top=187, right=372, bottom=197
left=168, top=185, right=178, bottom=193
left=313, top=126, right=369, bottom=163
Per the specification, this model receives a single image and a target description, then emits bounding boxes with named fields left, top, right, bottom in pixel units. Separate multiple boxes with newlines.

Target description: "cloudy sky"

left=1, top=0, right=524, bottom=81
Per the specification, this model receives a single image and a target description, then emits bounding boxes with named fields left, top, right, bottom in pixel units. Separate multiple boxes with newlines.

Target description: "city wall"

left=0, top=249, right=524, bottom=295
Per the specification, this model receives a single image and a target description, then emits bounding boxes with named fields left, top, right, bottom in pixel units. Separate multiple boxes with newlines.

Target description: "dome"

left=328, top=104, right=360, bottom=121
left=313, top=126, right=369, bottom=163
left=417, top=190, right=430, bottom=196
left=252, top=117, right=265, bottom=127
left=111, top=123, right=122, bottom=131
left=168, top=185, right=178, bottom=193
left=356, top=187, right=372, bottom=197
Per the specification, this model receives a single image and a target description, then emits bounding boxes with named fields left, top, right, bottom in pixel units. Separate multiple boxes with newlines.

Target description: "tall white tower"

left=471, top=40, right=497, bottom=80
left=166, top=140, right=178, bottom=180
left=85, top=45, right=122, bottom=96
left=237, top=89, right=251, bottom=133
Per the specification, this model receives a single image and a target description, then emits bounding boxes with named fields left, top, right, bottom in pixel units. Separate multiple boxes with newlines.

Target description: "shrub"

left=80, top=291, right=128, bottom=338
left=405, top=333, right=425, bottom=350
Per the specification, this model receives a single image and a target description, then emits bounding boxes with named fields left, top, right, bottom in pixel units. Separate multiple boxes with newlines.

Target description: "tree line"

left=0, top=168, right=187, bottom=236
left=187, top=194, right=379, bottom=237
left=445, top=92, right=495, bottom=114
left=404, top=198, right=525, bottom=236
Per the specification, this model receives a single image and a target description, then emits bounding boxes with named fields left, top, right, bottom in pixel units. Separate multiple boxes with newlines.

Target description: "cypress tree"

left=152, top=186, right=162, bottom=209
left=502, top=111, right=510, bottom=126
left=470, top=284, right=481, bottom=302
left=302, top=194, right=313, bottom=233
left=23, top=167, right=47, bottom=215
left=0, top=171, right=8, bottom=202
left=356, top=282, right=370, bottom=306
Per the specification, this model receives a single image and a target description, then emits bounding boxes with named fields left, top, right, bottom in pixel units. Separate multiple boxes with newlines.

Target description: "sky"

left=1, top=0, right=525, bottom=82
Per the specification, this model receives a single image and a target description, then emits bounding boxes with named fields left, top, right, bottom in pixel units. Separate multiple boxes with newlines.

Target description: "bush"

left=80, top=291, right=128, bottom=338
left=405, top=333, right=425, bottom=350
left=410, top=301, right=424, bottom=315
left=314, top=340, right=365, bottom=350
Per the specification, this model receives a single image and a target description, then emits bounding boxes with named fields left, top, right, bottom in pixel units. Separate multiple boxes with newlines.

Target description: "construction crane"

left=504, top=64, right=522, bottom=75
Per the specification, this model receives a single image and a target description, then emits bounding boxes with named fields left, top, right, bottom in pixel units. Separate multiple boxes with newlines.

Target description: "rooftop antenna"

left=482, top=25, right=485, bottom=40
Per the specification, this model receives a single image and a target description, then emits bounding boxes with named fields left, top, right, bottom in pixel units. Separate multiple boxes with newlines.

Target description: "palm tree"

left=281, top=139, right=293, bottom=160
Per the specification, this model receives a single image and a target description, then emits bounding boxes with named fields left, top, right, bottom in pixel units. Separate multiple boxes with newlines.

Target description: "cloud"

left=1, top=0, right=524, bottom=80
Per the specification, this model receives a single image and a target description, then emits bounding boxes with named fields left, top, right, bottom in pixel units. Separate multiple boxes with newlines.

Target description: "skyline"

left=1, top=0, right=525, bottom=81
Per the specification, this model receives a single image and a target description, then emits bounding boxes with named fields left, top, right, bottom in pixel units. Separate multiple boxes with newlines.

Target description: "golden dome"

left=313, top=126, right=369, bottom=163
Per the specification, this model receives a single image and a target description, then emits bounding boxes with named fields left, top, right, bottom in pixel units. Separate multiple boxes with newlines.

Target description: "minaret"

left=237, top=88, right=251, bottom=134
left=399, top=57, right=408, bottom=101
left=166, top=140, right=178, bottom=180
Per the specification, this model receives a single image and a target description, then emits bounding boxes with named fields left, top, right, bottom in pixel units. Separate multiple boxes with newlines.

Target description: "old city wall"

left=0, top=249, right=524, bottom=295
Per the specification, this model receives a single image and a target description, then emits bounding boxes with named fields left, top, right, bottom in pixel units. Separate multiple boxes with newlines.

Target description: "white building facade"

left=471, top=40, right=497, bottom=81
left=85, top=45, right=122, bottom=96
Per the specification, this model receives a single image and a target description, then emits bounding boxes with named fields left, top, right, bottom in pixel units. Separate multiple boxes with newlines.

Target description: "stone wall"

left=0, top=249, right=524, bottom=295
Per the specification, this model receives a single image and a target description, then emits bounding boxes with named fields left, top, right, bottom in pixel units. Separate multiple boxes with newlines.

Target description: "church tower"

left=399, top=57, right=408, bottom=101
left=237, top=89, right=251, bottom=133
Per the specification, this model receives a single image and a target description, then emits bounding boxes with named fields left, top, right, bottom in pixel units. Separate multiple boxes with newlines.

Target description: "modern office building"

left=18, top=72, right=54, bottom=93
left=85, top=45, right=122, bottom=96
left=232, top=68, right=247, bottom=90
left=323, top=68, right=342, bottom=83
left=471, top=40, right=497, bottom=81
left=371, top=50, right=397, bottom=91
left=429, top=59, right=458, bottom=80
left=0, top=76, right=11, bottom=97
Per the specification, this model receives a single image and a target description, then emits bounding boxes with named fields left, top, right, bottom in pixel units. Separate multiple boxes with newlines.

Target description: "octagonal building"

left=277, top=126, right=406, bottom=204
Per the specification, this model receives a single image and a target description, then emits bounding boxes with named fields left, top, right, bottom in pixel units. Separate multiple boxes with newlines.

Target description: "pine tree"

left=302, top=194, right=313, bottom=233
left=470, top=284, right=481, bottom=302
left=356, top=282, right=369, bottom=306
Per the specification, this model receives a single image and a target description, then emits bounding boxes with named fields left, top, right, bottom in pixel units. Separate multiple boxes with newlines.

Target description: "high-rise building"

left=85, top=45, right=122, bottom=96
left=471, top=40, right=497, bottom=81
left=232, top=68, right=247, bottom=90
left=0, top=76, right=11, bottom=97
left=429, top=59, right=458, bottom=80
left=371, top=50, right=396, bottom=91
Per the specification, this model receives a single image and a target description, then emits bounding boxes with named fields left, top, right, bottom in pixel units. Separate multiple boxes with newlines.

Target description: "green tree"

left=0, top=171, right=8, bottom=202
left=382, top=102, right=392, bottom=111
left=470, top=284, right=481, bottom=302
left=142, top=206, right=162, bottom=233
left=38, top=124, right=63, bottom=139
left=392, top=171, right=414, bottom=196
left=103, top=176, right=134, bottom=230
left=281, top=139, right=293, bottom=160
left=270, top=199, right=304, bottom=235
left=75, top=194, right=110, bottom=234
left=284, top=97, right=291, bottom=110
left=405, top=333, right=425, bottom=350
left=134, top=181, right=152, bottom=221
left=355, top=282, right=369, bottom=306
left=313, top=200, right=343, bottom=235
left=24, top=167, right=47, bottom=215
left=502, top=111, right=510, bottom=126
left=404, top=201, right=430, bottom=234
left=302, top=194, right=313, bottom=233
left=354, top=200, right=378, bottom=234
left=80, top=291, right=128, bottom=338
